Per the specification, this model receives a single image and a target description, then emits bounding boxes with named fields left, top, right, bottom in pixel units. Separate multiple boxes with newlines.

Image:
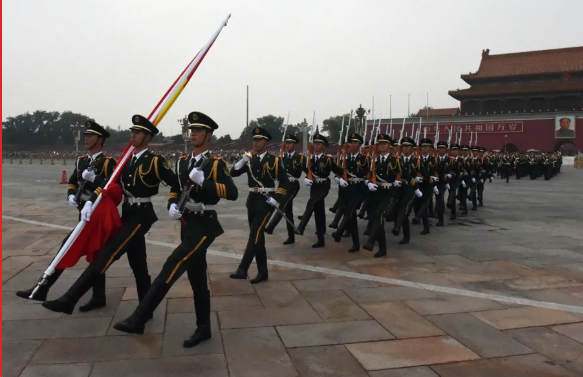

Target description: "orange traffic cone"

left=60, top=171, right=68, bottom=184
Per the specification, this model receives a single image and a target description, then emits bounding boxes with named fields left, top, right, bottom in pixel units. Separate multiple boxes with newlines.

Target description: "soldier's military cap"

left=420, top=138, right=434, bottom=147
left=450, top=143, right=460, bottom=150
left=471, top=145, right=480, bottom=152
left=460, top=144, right=470, bottom=150
left=436, top=140, right=448, bottom=149
left=284, top=134, right=299, bottom=143
left=479, top=147, right=486, bottom=152
left=313, top=134, right=329, bottom=146
left=349, top=133, right=364, bottom=144
left=130, top=115, right=159, bottom=135
left=252, top=127, right=272, bottom=141
left=376, top=133, right=392, bottom=144
left=188, top=112, right=218, bottom=131
left=400, top=137, right=416, bottom=147
left=83, top=120, right=111, bottom=138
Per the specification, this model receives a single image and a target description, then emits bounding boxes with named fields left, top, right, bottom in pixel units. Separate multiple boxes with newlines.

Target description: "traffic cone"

left=60, top=171, right=68, bottom=184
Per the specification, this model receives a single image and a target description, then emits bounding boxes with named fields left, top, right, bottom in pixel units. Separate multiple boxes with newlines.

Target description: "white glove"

left=415, top=176, right=424, bottom=183
left=415, top=188, right=423, bottom=198
left=367, top=182, right=378, bottom=191
left=168, top=203, right=182, bottom=220
left=431, top=176, right=439, bottom=182
left=461, top=180, right=467, bottom=188
left=334, top=177, right=340, bottom=184
left=338, top=178, right=349, bottom=187
left=82, top=169, right=96, bottom=183
left=446, top=183, right=451, bottom=190
left=304, top=178, right=313, bottom=186
left=234, top=154, right=250, bottom=170
left=81, top=201, right=93, bottom=222
left=189, top=168, right=205, bottom=186
left=67, top=195, right=77, bottom=206
left=446, top=174, right=453, bottom=179
left=266, top=197, right=278, bottom=207
left=471, top=177, right=476, bottom=183
left=479, top=179, right=484, bottom=183
left=433, top=186, right=439, bottom=195
left=393, top=180, right=402, bottom=187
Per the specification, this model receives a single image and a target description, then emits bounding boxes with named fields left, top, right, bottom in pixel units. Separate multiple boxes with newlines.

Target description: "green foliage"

left=322, top=114, right=356, bottom=143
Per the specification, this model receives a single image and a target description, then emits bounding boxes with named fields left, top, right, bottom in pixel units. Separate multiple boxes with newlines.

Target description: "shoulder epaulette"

left=178, top=155, right=188, bottom=160
left=77, top=156, right=86, bottom=159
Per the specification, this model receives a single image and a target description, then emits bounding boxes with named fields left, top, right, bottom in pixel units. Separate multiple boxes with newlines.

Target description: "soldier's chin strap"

left=86, top=137, right=101, bottom=153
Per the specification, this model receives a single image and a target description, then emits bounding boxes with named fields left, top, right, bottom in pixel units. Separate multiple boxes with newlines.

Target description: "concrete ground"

left=2, top=160, right=583, bottom=377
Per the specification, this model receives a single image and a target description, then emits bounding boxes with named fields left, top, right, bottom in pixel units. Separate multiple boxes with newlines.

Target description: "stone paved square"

left=2, top=163, right=583, bottom=376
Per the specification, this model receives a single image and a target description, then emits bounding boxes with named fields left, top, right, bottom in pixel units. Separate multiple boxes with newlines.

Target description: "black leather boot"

left=79, top=273, right=106, bottom=312
left=16, top=269, right=63, bottom=302
left=229, top=268, right=247, bottom=280
left=183, top=325, right=212, bottom=348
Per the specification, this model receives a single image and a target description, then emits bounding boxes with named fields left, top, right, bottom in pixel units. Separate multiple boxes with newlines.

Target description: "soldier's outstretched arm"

left=155, top=156, right=181, bottom=209
left=201, top=159, right=239, bottom=201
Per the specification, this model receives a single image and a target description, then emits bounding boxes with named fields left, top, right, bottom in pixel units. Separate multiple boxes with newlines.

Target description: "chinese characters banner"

left=418, top=121, right=524, bottom=134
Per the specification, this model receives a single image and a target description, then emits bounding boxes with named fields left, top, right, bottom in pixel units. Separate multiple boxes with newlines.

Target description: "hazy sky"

left=3, top=0, right=583, bottom=138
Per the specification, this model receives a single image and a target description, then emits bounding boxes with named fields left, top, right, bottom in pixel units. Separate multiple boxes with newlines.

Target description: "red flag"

left=56, top=183, right=123, bottom=269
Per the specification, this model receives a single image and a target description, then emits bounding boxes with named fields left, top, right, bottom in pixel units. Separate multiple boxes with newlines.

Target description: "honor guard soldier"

left=446, top=143, right=464, bottom=220
left=331, top=133, right=370, bottom=253
left=229, top=127, right=290, bottom=284
left=434, top=141, right=450, bottom=226
left=362, top=134, right=398, bottom=257
left=413, top=138, right=438, bottom=235
left=43, top=115, right=180, bottom=315
left=457, top=144, right=472, bottom=214
left=391, top=137, right=424, bottom=245
left=16, top=121, right=116, bottom=311
left=476, top=147, right=489, bottom=206
left=265, top=133, right=303, bottom=245
left=296, top=134, right=342, bottom=248
left=113, top=112, right=238, bottom=348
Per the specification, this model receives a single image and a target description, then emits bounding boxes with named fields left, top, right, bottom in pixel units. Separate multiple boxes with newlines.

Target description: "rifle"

left=279, top=111, right=290, bottom=158
left=306, top=113, right=316, bottom=181
left=336, top=116, right=345, bottom=165
left=177, top=155, right=214, bottom=215
left=75, top=157, right=97, bottom=205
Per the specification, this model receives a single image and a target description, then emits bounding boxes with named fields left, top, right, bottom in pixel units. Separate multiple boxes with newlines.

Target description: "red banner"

left=420, top=121, right=524, bottom=134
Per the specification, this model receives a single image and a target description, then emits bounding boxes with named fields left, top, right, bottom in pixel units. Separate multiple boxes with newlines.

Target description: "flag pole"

left=31, top=14, right=232, bottom=296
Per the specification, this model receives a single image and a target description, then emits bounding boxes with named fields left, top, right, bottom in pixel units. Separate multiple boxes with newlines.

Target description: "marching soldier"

left=469, top=146, right=482, bottom=211
left=229, top=127, right=290, bottom=284
left=446, top=143, right=463, bottom=220
left=413, top=138, right=439, bottom=235
left=16, top=121, right=116, bottom=311
left=331, top=133, right=369, bottom=253
left=362, top=134, right=397, bottom=257
left=433, top=141, right=450, bottom=226
left=391, top=137, right=423, bottom=245
left=42, top=115, right=179, bottom=315
left=113, top=112, right=238, bottom=349
left=476, top=147, right=490, bottom=206
left=265, top=134, right=303, bottom=245
left=295, top=133, right=342, bottom=248
left=458, top=144, right=472, bottom=215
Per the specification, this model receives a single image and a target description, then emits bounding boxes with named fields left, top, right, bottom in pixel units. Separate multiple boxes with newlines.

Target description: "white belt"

left=314, top=178, right=328, bottom=183
left=248, top=187, right=276, bottom=193
left=288, top=177, right=298, bottom=182
left=348, top=178, right=364, bottom=183
left=184, top=201, right=216, bottom=213
left=379, top=182, right=393, bottom=189
left=79, top=192, right=92, bottom=201
left=124, top=196, right=152, bottom=205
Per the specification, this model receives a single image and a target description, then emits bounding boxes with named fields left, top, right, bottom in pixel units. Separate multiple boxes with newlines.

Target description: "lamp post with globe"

left=354, top=104, right=371, bottom=136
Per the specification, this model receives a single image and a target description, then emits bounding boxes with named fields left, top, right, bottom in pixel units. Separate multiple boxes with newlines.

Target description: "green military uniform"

left=230, top=127, right=290, bottom=284
left=17, top=121, right=115, bottom=310
left=43, top=115, right=180, bottom=315
left=113, top=112, right=238, bottom=347
left=265, top=134, right=304, bottom=244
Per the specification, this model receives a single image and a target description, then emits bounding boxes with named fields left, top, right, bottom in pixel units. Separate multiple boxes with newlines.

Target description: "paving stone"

left=343, top=286, right=436, bottom=304
left=167, top=295, right=264, bottom=313
left=69, top=287, right=126, bottom=318
left=431, top=353, right=578, bottom=377
left=292, top=277, right=378, bottom=292
left=288, top=345, right=369, bottom=377
left=302, top=289, right=370, bottom=322
left=427, top=313, right=532, bottom=358
left=551, top=322, right=583, bottom=343
left=345, top=336, right=479, bottom=371
left=122, top=283, right=194, bottom=300
left=522, top=288, right=583, bottom=306
left=361, top=302, right=445, bottom=339
left=276, top=320, right=394, bottom=347
left=90, top=354, right=228, bottom=377
left=3, top=317, right=111, bottom=340
left=222, top=327, right=298, bottom=377
left=19, top=363, right=92, bottom=377
left=208, top=273, right=256, bottom=296
left=505, top=276, right=583, bottom=290
left=107, top=299, right=166, bottom=335
left=1, top=340, right=42, bottom=377
left=219, top=306, right=322, bottom=329
left=368, top=367, right=439, bottom=377
left=471, top=307, right=582, bottom=330
left=507, top=327, right=583, bottom=375
left=30, top=334, right=162, bottom=364
left=2, top=303, right=64, bottom=321
left=403, top=295, right=504, bottom=315
left=163, top=312, right=222, bottom=356
left=254, top=281, right=311, bottom=308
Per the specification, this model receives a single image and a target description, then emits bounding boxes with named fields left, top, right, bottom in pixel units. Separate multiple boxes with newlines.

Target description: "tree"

left=322, top=114, right=355, bottom=143
left=239, top=115, right=285, bottom=141
left=170, top=134, right=184, bottom=144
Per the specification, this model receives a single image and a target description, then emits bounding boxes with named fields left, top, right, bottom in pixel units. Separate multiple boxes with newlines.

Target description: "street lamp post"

left=354, top=104, right=371, bottom=136
left=178, top=118, right=189, bottom=154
